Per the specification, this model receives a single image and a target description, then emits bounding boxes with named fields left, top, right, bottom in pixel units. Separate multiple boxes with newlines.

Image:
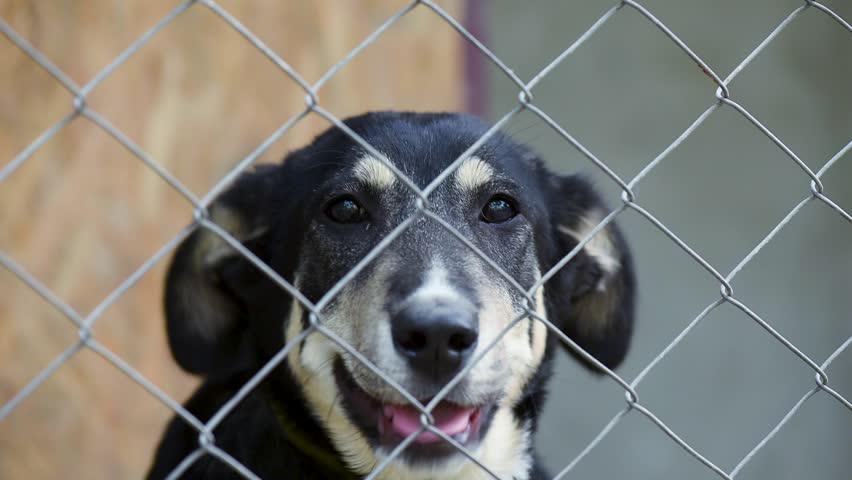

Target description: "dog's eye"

left=326, top=197, right=368, bottom=224
left=480, top=196, right=517, bottom=224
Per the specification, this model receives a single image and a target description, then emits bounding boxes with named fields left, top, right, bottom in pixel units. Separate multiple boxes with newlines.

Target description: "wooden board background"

left=0, top=1, right=462, bottom=478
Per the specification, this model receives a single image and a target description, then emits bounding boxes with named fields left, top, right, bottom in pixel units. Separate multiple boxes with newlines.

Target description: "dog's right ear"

left=163, top=165, right=287, bottom=375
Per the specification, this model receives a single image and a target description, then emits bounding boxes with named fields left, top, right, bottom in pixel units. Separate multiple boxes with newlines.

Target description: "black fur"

left=148, top=111, right=636, bottom=479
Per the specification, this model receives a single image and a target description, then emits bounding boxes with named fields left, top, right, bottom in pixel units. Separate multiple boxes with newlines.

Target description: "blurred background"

left=1, top=0, right=850, bottom=479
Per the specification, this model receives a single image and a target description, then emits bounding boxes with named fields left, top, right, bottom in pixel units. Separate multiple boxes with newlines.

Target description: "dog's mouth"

left=379, top=400, right=482, bottom=445
left=332, top=359, right=495, bottom=462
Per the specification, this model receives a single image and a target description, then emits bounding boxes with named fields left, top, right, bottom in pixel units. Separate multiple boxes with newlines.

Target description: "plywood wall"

left=0, top=1, right=462, bottom=478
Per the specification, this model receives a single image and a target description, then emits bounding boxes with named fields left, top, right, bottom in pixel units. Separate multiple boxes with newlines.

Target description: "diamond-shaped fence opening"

left=2, top=1, right=851, bottom=479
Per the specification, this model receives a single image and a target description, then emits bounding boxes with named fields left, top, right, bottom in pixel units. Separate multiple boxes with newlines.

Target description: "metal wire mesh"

left=2, top=1, right=850, bottom=479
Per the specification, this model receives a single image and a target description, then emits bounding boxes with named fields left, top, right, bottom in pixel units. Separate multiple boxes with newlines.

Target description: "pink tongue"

left=383, top=403, right=475, bottom=444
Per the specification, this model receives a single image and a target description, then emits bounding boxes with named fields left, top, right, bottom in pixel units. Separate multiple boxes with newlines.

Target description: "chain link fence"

left=2, top=0, right=850, bottom=478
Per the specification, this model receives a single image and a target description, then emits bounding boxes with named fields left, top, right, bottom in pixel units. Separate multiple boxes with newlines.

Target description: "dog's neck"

left=263, top=386, right=359, bottom=479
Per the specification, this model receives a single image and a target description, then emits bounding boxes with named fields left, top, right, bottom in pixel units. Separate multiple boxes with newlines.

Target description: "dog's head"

left=165, top=112, right=635, bottom=479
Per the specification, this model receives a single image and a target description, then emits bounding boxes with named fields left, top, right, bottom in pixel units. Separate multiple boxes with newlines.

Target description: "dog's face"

left=164, top=112, right=635, bottom=479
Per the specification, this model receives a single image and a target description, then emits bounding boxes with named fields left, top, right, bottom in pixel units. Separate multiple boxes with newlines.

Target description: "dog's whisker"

left=297, top=357, right=336, bottom=385
left=326, top=391, right=342, bottom=424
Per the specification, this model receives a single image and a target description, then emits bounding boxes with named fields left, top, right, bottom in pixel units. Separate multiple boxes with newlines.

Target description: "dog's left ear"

left=539, top=174, right=636, bottom=370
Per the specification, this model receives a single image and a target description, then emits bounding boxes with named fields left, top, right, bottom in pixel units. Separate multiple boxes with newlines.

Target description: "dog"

left=146, top=111, right=636, bottom=480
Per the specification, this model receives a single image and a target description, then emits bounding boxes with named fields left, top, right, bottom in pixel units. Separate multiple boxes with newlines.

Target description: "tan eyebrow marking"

left=454, top=156, right=494, bottom=191
left=352, top=155, right=397, bottom=189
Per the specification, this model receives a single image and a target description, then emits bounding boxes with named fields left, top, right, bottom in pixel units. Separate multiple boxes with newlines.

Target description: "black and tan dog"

left=147, top=111, right=635, bottom=480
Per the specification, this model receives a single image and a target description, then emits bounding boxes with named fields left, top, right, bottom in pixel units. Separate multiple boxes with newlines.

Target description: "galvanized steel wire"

left=2, top=1, right=851, bottom=479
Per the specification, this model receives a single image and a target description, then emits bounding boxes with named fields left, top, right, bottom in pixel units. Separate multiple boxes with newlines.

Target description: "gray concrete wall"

left=486, top=1, right=852, bottom=478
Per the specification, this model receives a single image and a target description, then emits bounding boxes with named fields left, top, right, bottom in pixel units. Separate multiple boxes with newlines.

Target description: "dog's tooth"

left=454, top=424, right=471, bottom=444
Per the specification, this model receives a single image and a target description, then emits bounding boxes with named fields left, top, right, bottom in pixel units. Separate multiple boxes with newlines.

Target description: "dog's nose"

left=391, top=304, right=478, bottom=381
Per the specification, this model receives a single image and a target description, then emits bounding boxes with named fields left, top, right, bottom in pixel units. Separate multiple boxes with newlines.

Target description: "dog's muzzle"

left=335, top=299, right=494, bottom=461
